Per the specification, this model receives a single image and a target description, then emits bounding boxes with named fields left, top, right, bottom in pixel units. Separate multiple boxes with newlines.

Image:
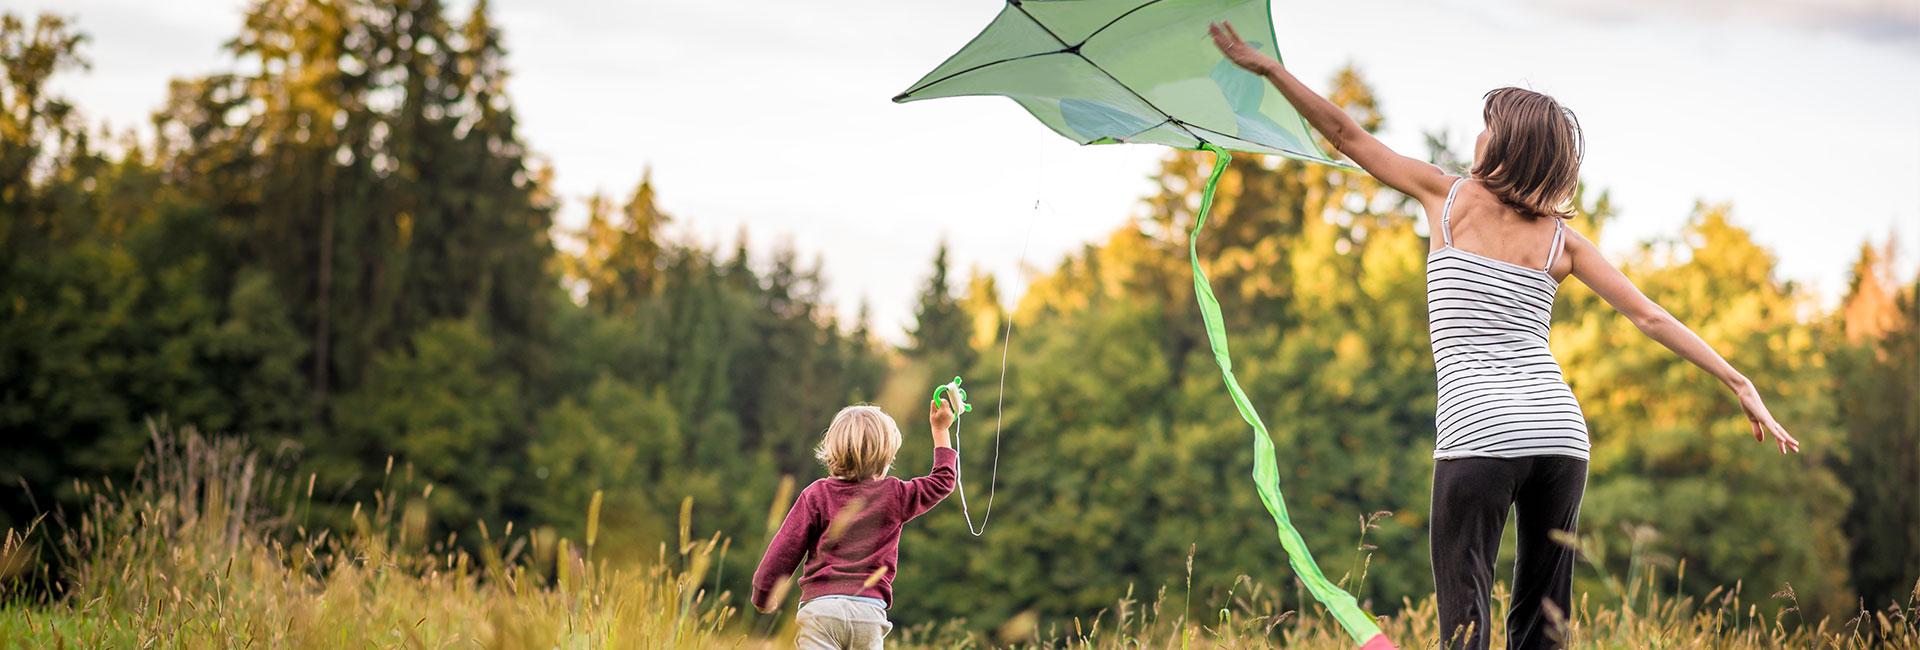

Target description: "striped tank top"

left=1426, top=179, right=1589, bottom=460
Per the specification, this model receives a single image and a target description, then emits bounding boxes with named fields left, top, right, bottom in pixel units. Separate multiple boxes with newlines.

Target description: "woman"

left=1208, top=21, right=1800, bottom=650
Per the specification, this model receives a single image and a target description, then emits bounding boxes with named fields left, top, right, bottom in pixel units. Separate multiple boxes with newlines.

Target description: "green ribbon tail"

left=1187, top=143, right=1385, bottom=645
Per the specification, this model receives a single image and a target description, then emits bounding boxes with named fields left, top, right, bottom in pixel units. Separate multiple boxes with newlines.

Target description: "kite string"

left=952, top=197, right=1039, bottom=537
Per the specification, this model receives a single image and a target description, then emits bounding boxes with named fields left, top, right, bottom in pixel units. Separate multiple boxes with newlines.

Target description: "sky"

left=24, top=0, right=1920, bottom=341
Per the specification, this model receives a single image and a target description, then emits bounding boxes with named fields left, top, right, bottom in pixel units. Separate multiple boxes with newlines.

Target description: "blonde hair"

left=815, top=405, right=903, bottom=481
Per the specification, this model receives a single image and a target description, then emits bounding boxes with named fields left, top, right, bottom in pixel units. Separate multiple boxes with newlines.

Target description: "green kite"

left=894, top=2, right=1394, bottom=648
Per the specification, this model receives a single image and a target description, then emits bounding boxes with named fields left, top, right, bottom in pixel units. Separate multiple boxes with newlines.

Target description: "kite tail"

left=1187, top=144, right=1393, bottom=650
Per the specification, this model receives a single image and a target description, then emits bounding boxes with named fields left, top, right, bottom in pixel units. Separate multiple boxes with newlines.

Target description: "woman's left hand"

left=1208, top=21, right=1278, bottom=74
left=1735, top=380, right=1801, bottom=455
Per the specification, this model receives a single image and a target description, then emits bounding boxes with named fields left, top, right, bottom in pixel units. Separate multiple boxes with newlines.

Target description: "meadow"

left=2, top=430, right=1912, bottom=649
left=4, top=4, right=1917, bottom=648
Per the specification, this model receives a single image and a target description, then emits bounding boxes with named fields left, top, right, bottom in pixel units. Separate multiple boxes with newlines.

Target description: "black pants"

left=1431, top=456, right=1587, bottom=650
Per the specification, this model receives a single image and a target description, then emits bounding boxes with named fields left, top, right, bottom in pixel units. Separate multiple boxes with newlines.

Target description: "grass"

left=1, top=429, right=1914, bottom=649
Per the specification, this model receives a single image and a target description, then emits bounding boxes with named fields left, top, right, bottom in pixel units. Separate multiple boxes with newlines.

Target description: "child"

left=751, top=400, right=957, bottom=649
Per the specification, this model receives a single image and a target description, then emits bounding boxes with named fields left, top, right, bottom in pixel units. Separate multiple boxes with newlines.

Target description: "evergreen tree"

left=906, top=240, right=975, bottom=373
left=1832, top=239, right=1920, bottom=609
left=564, top=173, right=668, bottom=315
left=0, top=13, right=86, bottom=227
left=962, top=268, right=1005, bottom=351
left=0, top=14, right=91, bottom=528
left=845, top=299, right=887, bottom=401
left=2, top=15, right=309, bottom=528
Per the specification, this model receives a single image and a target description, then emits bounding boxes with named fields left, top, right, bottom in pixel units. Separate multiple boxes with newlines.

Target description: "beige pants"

left=795, top=598, right=892, bottom=650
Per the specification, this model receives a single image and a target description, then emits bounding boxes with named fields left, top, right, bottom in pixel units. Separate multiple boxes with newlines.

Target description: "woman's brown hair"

left=1470, top=87, right=1583, bottom=220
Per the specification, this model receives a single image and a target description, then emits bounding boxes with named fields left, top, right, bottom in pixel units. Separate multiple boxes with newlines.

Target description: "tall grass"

left=1, top=428, right=1913, bottom=648
left=0, top=427, right=736, bottom=648
left=888, top=565, right=1919, bottom=649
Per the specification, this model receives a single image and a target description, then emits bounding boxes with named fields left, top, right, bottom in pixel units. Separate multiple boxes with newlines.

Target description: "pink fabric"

left=751, top=447, right=957, bottom=610
left=1359, top=633, right=1399, bottom=650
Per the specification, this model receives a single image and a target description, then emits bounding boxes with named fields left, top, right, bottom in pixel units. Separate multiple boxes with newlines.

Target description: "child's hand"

left=929, top=398, right=956, bottom=433
left=928, top=399, right=955, bottom=449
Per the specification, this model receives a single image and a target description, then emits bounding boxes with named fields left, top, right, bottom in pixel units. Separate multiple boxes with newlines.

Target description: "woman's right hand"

left=1208, top=21, right=1278, bottom=74
left=1734, top=379, right=1800, bottom=454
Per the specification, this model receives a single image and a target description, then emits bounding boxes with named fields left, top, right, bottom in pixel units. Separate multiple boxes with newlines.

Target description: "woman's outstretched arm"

left=1208, top=21, right=1452, bottom=204
left=1564, top=228, right=1801, bottom=454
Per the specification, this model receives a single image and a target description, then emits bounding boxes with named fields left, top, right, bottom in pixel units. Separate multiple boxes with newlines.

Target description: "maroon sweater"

left=751, top=447, right=957, bottom=610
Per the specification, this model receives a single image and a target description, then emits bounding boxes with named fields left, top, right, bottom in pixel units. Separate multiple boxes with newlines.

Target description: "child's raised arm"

left=1208, top=21, right=1452, bottom=205
left=927, top=398, right=954, bottom=450
left=901, top=400, right=959, bottom=519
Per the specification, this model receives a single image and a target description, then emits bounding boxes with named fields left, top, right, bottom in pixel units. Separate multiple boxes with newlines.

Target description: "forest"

left=1, top=2, right=1915, bottom=643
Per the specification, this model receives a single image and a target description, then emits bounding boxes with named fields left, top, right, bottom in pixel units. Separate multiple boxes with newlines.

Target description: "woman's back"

left=1435, top=184, right=1573, bottom=277
left=1425, top=178, right=1589, bottom=460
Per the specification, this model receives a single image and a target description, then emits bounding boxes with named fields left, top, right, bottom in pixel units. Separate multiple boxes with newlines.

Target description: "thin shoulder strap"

left=1439, top=178, right=1467, bottom=247
left=1542, top=220, right=1567, bottom=271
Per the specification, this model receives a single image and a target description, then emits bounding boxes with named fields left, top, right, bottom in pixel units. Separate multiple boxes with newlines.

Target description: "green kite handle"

left=932, top=376, right=972, bottom=415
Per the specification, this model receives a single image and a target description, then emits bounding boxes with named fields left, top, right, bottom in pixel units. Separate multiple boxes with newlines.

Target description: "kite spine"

left=1187, top=144, right=1391, bottom=648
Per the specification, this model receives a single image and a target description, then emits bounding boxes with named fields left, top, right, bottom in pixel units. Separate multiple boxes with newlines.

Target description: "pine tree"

left=0, top=13, right=87, bottom=230
left=1833, top=238, right=1920, bottom=609
left=1841, top=239, right=1903, bottom=343
left=453, top=0, right=556, bottom=378
left=615, top=171, right=669, bottom=296
left=564, top=171, right=669, bottom=314
left=961, top=268, right=1005, bottom=351
left=846, top=299, right=886, bottom=401
left=906, top=240, right=975, bottom=373
left=142, top=0, right=561, bottom=536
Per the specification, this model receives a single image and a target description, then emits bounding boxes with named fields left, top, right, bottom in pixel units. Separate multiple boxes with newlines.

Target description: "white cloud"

left=1531, top=0, right=1920, bottom=45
